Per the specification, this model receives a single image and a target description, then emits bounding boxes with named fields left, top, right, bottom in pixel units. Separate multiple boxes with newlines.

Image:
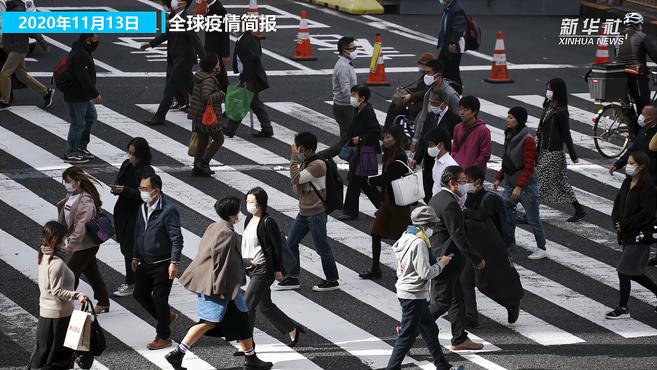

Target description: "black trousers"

left=223, top=92, right=273, bottom=136
left=134, top=261, right=173, bottom=339
left=67, top=246, right=109, bottom=306
left=439, top=52, right=463, bottom=95
left=626, top=74, right=650, bottom=137
left=153, top=60, right=194, bottom=122
left=460, top=262, right=478, bottom=324
left=429, top=255, right=468, bottom=345
left=619, top=271, right=657, bottom=307
left=194, top=129, right=225, bottom=165
left=30, top=316, right=74, bottom=370
left=245, top=265, right=296, bottom=334
left=422, top=154, right=435, bottom=203
left=343, top=174, right=381, bottom=217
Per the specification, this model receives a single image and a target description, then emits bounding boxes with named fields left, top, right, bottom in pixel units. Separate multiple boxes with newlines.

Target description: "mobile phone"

left=447, top=253, right=455, bottom=258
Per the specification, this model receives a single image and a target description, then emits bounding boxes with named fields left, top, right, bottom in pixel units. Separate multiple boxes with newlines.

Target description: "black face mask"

left=87, top=40, right=99, bottom=52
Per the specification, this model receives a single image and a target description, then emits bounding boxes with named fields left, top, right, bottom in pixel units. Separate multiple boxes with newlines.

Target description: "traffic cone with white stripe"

left=248, top=0, right=265, bottom=39
left=366, top=34, right=389, bottom=86
left=484, top=31, right=513, bottom=84
left=291, top=10, right=316, bottom=61
left=593, top=29, right=609, bottom=65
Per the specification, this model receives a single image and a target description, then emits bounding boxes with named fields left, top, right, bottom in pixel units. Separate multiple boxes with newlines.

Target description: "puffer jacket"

left=187, top=71, right=225, bottom=124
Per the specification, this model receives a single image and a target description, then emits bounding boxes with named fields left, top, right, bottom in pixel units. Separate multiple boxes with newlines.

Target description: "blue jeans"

left=387, top=298, right=449, bottom=370
left=66, top=100, right=97, bottom=155
left=502, top=183, right=546, bottom=251
left=285, top=212, right=339, bottom=281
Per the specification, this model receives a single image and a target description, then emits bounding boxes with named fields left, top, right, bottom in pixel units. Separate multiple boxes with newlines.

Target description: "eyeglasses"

left=345, top=47, right=357, bottom=52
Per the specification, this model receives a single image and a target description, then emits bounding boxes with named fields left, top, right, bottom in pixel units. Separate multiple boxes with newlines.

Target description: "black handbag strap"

left=81, top=300, right=98, bottom=321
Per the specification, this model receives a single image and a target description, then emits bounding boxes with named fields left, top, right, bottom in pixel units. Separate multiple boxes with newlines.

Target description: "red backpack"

left=52, top=54, right=74, bottom=93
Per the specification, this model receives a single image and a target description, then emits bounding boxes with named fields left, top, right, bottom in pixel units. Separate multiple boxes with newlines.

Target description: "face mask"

left=87, top=40, right=99, bottom=52
left=439, top=0, right=447, bottom=5
left=424, top=227, right=434, bottom=238
left=465, top=183, right=477, bottom=193
left=429, top=105, right=442, bottom=115
left=423, top=74, right=435, bottom=86
left=626, top=164, right=639, bottom=177
left=129, top=155, right=138, bottom=166
left=383, top=138, right=394, bottom=149
left=350, top=96, right=360, bottom=108
left=427, top=145, right=440, bottom=158
left=545, top=90, right=553, bottom=100
left=140, top=190, right=153, bottom=204
left=24, top=0, right=36, bottom=12
left=297, top=152, right=306, bottom=163
left=457, top=183, right=471, bottom=197
left=64, top=182, right=76, bottom=193
left=349, top=49, right=358, bottom=60
left=246, top=202, right=258, bottom=215
left=638, top=114, right=647, bottom=127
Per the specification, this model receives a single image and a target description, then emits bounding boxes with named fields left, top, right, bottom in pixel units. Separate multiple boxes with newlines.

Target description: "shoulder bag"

left=390, top=160, right=425, bottom=206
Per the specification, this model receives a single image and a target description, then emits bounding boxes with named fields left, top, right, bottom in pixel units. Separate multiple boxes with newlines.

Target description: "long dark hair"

left=383, top=125, right=406, bottom=167
left=545, top=78, right=568, bottom=108
left=629, top=151, right=651, bottom=186
left=246, top=186, right=268, bottom=214
left=128, top=137, right=152, bottom=165
left=62, top=166, right=102, bottom=209
left=38, top=221, right=67, bottom=264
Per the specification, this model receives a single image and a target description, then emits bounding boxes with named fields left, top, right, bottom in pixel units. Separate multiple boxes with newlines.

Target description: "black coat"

left=64, top=41, right=99, bottom=102
left=233, top=32, right=269, bottom=93
left=612, top=177, right=657, bottom=245
left=428, top=190, right=483, bottom=267
left=346, top=104, right=382, bottom=176
left=537, top=106, right=578, bottom=161
left=112, top=161, right=155, bottom=253
left=244, top=214, right=284, bottom=274
left=413, top=108, right=460, bottom=165
left=204, top=1, right=230, bottom=58
left=149, top=29, right=205, bottom=66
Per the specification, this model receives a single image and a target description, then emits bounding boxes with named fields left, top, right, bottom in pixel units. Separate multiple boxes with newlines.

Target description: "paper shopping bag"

left=188, top=132, right=199, bottom=157
left=63, top=309, right=92, bottom=352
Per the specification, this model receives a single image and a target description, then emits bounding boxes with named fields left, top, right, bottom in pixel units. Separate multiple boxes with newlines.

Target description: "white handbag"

left=390, top=160, right=425, bottom=206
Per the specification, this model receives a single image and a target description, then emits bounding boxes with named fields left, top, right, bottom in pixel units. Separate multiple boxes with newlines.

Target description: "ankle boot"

left=202, top=159, right=215, bottom=175
left=165, top=348, right=187, bottom=370
left=567, top=201, right=586, bottom=222
left=244, top=353, right=273, bottom=370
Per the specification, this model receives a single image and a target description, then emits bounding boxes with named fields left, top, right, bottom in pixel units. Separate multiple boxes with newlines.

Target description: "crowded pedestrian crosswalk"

left=1, top=88, right=656, bottom=370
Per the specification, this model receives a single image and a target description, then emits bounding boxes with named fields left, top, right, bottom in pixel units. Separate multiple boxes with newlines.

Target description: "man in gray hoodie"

left=387, top=206, right=452, bottom=370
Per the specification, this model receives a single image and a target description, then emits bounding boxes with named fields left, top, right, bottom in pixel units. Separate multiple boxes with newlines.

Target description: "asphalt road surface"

left=1, top=1, right=657, bottom=369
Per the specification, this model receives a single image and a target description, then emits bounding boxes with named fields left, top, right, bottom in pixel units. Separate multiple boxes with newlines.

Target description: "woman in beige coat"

left=57, top=166, right=109, bottom=313
left=165, top=197, right=272, bottom=370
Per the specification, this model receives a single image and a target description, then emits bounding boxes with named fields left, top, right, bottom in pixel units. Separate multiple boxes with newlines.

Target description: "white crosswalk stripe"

left=1, top=91, right=657, bottom=370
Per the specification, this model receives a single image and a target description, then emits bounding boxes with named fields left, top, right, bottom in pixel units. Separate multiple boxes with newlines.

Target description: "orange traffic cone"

left=291, top=10, right=316, bottom=61
left=593, top=29, right=609, bottom=65
left=366, top=34, right=389, bottom=86
left=248, top=0, right=265, bottom=39
left=484, top=31, right=513, bottom=84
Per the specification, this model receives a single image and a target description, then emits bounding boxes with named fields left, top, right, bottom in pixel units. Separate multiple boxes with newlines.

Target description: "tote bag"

left=390, top=160, right=424, bottom=206
left=201, top=96, right=218, bottom=126
left=225, top=84, right=255, bottom=122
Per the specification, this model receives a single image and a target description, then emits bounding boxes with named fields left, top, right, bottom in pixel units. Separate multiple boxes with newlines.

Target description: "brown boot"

left=147, top=337, right=172, bottom=350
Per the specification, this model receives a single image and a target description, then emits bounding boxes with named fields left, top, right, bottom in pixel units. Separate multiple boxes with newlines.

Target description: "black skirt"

left=29, top=315, right=75, bottom=370
left=201, top=300, right=252, bottom=341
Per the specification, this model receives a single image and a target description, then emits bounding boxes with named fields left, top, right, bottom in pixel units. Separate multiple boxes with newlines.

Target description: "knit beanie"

left=508, top=106, right=528, bottom=127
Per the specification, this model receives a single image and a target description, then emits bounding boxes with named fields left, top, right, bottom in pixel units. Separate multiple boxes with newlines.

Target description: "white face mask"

left=439, top=0, right=447, bottom=5
left=64, top=182, right=76, bottom=193
left=459, top=183, right=475, bottom=195
left=246, top=202, right=258, bottom=215
left=350, top=96, right=360, bottom=108
left=429, top=105, right=442, bottom=115
left=626, top=164, right=639, bottom=177
left=638, top=114, right=647, bottom=127
left=424, top=227, right=434, bottom=238
left=423, top=74, right=435, bottom=86
left=349, top=49, right=358, bottom=60
left=140, top=190, right=153, bottom=204
left=427, top=145, right=440, bottom=158
left=545, top=90, right=553, bottom=100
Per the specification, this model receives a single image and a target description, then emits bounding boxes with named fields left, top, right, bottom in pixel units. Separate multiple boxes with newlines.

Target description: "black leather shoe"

left=244, top=354, right=273, bottom=370
left=288, top=325, right=305, bottom=347
left=192, top=167, right=212, bottom=177
left=337, top=214, right=358, bottom=221
left=358, top=270, right=382, bottom=280
left=463, top=320, right=480, bottom=329
left=507, top=302, right=521, bottom=324
left=567, top=211, right=586, bottom=222
left=165, top=348, right=187, bottom=370
left=253, top=131, right=273, bottom=138
left=143, top=119, right=165, bottom=126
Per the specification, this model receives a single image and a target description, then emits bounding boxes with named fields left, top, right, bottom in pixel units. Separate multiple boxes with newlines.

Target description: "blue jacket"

left=133, top=195, right=183, bottom=264
left=437, top=0, right=467, bottom=55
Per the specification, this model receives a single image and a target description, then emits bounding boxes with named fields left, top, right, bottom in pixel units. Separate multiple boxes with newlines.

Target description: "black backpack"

left=308, top=156, right=343, bottom=214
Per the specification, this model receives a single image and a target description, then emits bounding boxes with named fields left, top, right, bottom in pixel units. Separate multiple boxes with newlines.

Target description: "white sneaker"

left=528, top=249, right=547, bottom=260
left=113, top=283, right=134, bottom=297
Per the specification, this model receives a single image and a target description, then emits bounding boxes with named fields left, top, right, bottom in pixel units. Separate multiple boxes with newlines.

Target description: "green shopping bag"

left=225, top=84, right=255, bottom=122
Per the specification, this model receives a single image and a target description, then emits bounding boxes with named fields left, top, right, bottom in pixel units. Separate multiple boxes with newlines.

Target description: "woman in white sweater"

left=30, top=221, right=88, bottom=370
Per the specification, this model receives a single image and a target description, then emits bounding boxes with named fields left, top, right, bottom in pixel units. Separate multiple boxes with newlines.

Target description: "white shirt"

left=141, top=197, right=161, bottom=229
left=236, top=34, right=244, bottom=75
left=64, top=194, right=80, bottom=225
left=241, top=218, right=265, bottom=266
left=432, top=152, right=458, bottom=196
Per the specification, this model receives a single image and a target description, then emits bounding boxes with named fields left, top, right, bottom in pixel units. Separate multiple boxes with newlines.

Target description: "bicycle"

left=589, top=69, right=657, bottom=159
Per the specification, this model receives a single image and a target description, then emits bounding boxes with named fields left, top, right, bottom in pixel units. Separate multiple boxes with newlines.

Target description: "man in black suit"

left=223, top=30, right=274, bottom=138
left=204, top=0, right=230, bottom=93
left=411, top=88, right=460, bottom=202
left=428, top=165, right=486, bottom=351
left=141, top=0, right=205, bottom=126
left=436, top=0, right=467, bottom=94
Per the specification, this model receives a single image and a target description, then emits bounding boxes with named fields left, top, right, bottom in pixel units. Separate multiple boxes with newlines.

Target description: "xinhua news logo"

left=558, top=18, right=624, bottom=46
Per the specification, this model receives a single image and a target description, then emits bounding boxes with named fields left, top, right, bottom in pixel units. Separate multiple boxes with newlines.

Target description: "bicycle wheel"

left=593, top=104, right=631, bottom=159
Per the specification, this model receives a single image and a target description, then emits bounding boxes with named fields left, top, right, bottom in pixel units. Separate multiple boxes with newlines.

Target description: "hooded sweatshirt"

left=393, top=226, right=445, bottom=300
left=451, top=118, right=492, bottom=175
